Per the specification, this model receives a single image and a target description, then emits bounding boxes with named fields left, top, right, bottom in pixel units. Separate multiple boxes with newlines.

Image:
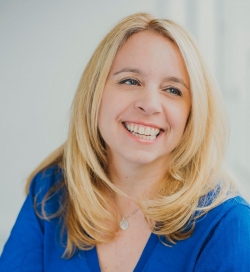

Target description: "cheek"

left=100, top=90, right=132, bottom=120
left=168, top=104, right=190, bottom=132
left=98, top=90, right=123, bottom=132
left=98, top=89, right=115, bottom=118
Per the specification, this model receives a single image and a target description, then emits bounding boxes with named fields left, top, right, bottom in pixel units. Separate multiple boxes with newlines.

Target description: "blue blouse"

left=1, top=165, right=250, bottom=271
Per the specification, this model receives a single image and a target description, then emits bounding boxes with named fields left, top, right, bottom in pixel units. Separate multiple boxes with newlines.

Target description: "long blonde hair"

left=26, top=13, right=236, bottom=257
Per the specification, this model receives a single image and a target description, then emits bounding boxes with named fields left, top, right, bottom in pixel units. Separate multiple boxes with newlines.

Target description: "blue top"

left=1, top=165, right=250, bottom=271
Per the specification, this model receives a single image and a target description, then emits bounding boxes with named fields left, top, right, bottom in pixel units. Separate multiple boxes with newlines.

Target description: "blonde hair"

left=26, top=13, right=236, bottom=257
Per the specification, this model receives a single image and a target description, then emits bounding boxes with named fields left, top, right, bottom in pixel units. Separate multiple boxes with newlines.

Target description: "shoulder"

left=29, top=164, right=64, bottom=198
left=220, top=196, right=250, bottom=218
left=207, top=196, right=250, bottom=223
left=0, top=165, right=66, bottom=271
left=142, top=197, right=250, bottom=271
left=195, top=196, right=250, bottom=234
left=208, top=196, right=250, bottom=239
left=193, top=197, right=250, bottom=271
left=28, top=164, right=66, bottom=216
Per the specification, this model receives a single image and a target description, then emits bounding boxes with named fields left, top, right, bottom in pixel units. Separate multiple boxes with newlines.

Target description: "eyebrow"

left=166, top=76, right=189, bottom=89
left=113, top=67, right=141, bottom=75
left=113, top=67, right=189, bottom=89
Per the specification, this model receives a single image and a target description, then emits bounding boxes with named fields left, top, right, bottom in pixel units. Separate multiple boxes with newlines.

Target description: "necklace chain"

left=123, top=208, right=139, bottom=220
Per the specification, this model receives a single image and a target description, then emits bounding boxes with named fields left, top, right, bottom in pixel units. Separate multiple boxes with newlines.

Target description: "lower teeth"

left=132, top=132, right=156, bottom=140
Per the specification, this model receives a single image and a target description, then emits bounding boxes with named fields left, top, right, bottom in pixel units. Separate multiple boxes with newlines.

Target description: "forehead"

left=110, top=30, right=189, bottom=87
left=116, top=30, right=177, bottom=62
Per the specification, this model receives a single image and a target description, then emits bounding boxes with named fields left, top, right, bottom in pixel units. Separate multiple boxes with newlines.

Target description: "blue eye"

left=165, top=87, right=182, bottom=96
left=118, top=78, right=140, bottom=86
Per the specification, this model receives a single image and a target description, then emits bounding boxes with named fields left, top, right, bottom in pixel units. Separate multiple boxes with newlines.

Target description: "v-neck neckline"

left=85, top=233, right=159, bottom=271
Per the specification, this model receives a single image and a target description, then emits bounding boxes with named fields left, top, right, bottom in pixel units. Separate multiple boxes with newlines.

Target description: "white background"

left=1, top=0, right=250, bottom=253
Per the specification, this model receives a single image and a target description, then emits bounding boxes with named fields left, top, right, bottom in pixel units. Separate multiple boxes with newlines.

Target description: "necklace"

left=119, top=208, right=139, bottom=230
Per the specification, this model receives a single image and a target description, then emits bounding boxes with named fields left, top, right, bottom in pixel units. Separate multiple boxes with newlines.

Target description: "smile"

left=123, top=122, right=161, bottom=140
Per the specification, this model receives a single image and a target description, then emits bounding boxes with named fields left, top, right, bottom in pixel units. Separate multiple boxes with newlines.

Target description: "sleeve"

left=194, top=203, right=250, bottom=272
left=0, top=175, right=45, bottom=272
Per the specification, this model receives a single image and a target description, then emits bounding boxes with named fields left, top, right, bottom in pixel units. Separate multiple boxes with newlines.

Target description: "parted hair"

left=26, top=13, right=236, bottom=257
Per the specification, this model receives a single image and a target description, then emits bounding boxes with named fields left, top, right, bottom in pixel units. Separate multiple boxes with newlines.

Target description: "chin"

left=124, top=152, right=168, bottom=166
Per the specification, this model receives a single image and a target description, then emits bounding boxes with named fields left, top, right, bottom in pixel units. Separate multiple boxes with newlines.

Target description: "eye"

left=164, top=87, right=182, bottom=96
left=118, top=78, right=140, bottom=86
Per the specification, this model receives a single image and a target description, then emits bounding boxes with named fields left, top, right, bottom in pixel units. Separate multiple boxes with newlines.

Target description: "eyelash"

left=164, top=87, right=182, bottom=96
left=118, top=78, right=182, bottom=96
left=118, top=78, right=140, bottom=86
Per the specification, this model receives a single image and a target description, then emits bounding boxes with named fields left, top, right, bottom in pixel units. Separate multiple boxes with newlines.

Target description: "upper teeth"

left=125, top=123, right=160, bottom=136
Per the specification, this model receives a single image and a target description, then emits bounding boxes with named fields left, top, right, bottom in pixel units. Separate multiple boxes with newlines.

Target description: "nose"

left=134, top=88, right=162, bottom=115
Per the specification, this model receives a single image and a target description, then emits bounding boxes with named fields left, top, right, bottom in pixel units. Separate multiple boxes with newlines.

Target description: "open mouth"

left=123, top=122, right=162, bottom=140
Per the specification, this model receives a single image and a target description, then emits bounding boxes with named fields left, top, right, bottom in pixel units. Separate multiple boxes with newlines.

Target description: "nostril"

left=138, top=107, right=145, bottom=111
left=135, top=99, right=162, bottom=115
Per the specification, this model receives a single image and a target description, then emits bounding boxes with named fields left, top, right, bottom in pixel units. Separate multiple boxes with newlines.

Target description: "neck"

left=107, top=154, right=169, bottom=211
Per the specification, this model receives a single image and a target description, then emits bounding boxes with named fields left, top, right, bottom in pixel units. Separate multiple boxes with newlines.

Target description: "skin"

left=97, top=30, right=191, bottom=271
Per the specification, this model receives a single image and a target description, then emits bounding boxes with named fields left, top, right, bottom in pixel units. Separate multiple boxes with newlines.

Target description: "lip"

left=122, top=121, right=164, bottom=143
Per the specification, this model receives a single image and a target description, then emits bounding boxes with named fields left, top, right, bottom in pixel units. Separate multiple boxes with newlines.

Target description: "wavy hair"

left=26, top=13, right=236, bottom=257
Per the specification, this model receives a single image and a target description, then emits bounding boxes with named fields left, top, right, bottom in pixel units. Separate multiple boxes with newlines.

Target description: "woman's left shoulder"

left=193, top=196, right=250, bottom=271
left=222, top=195, right=250, bottom=207
left=216, top=196, right=250, bottom=231
left=197, top=195, right=250, bottom=232
left=212, top=196, right=250, bottom=221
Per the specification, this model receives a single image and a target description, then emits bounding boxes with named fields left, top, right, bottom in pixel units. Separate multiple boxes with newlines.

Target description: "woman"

left=1, top=13, right=250, bottom=271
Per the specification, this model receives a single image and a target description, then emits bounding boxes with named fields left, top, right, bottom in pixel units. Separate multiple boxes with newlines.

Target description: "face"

left=98, top=30, right=191, bottom=169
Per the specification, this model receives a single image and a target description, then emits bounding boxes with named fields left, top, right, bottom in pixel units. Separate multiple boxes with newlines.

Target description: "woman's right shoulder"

left=28, top=164, right=65, bottom=199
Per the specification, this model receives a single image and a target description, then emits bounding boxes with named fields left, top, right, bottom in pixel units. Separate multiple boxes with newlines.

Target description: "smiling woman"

left=98, top=31, right=191, bottom=169
left=1, top=13, right=250, bottom=272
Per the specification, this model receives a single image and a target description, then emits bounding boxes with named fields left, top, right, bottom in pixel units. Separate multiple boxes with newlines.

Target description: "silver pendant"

left=120, top=218, right=129, bottom=230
